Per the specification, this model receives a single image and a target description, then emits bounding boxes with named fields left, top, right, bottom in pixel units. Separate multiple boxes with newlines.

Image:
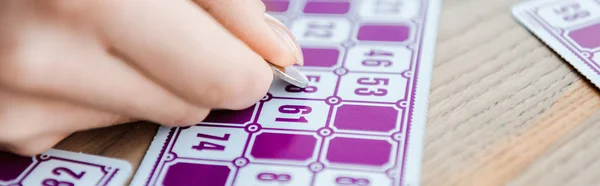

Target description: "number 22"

left=304, top=21, right=335, bottom=38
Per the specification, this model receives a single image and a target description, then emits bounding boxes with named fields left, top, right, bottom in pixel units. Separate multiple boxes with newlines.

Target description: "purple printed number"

left=285, top=75, right=320, bottom=93
left=257, top=172, right=291, bottom=182
left=354, top=77, right=389, bottom=96
left=52, top=167, right=85, bottom=178
left=192, top=133, right=230, bottom=151
left=373, top=0, right=403, bottom=14
left=275, top=105, right=312, bottom=123
left=42, top=179, right=74, bottom=186
left=42, top=167, right=85, bottom=186
left=357, top=77, right=389, bottom=85
left=336, top=176, right=370, bottom=185
left=304, top=21, right=335, bottom=39
left=553, top=2, right=590, bottom=22
left=362, top=49, right=394, bottom=67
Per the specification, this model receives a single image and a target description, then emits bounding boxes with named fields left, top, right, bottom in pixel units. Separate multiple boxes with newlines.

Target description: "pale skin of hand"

left=0, top=0, right=303, bottom=156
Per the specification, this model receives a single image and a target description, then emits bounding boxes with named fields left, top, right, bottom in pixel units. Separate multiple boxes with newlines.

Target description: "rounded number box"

left=245, top=130, right=321, bottom=165
left=258, top=98, right=330, bottom=131
left=171, top=126, right=249, bottom=161
left=303, top=1, right=351, bottom=15
left=354, top=23, right=413, bottom=43
left=358, top=0, right=420, bottom=21
left=291, top=16, right=352, bottom=44
left=321, top=134, right=398, bottom=171
left=536, top=0, right=600, bottom=29
left=337, top=73, right=408, bottom=103
left=263, top=0, right=291, bottom=13
left=331, top=103, right=403, bottom=135
left=234, top=164, right=313, bottom=186
left=269, top=71, right=338, bottom=100
left=202, top=104, right=258, bottom=125
left=567, top=23, right=600, bottom=51
left=345, top=44, right=413, bottom=73
left=156, top=160, right=236, bottom=186
left=21, top=160, right=107, bottom=186
left=300, top=45, right=345, bottom=69
left=313, top=169, right=392, bottom=186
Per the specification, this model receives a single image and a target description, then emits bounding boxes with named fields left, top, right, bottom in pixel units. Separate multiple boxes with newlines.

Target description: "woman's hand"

left=0, top=0, right=302, bottom=156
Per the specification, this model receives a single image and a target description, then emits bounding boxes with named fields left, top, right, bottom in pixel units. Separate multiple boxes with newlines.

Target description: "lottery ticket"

left=132, top=0, right=441, bottom=185
left=0, top=149, right=132, bottom=186
left=512, top=0, right=600, bottom=89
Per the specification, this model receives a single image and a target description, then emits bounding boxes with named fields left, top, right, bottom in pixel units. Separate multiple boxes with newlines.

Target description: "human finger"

left=0, top=89, right=126, bottom=156
left=0, top=28, right=207, bottom=126
left=94, top=0, right=273, bottom=110
left=194, top=0, right=302, bottom=67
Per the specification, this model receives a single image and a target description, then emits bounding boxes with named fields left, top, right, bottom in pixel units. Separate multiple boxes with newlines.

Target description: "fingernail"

left=264, top=13, right=304, bottom=66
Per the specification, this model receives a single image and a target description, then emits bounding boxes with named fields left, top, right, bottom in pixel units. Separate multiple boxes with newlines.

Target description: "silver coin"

left=270, top=64, right=309, bottom=88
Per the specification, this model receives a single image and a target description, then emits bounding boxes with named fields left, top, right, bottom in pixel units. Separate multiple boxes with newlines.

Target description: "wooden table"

left=54, top=0, right=600, bottom=185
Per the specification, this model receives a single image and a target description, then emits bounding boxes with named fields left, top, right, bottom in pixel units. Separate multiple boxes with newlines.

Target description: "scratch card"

left=132, top=0, right=441, bottom=185
left=0, top=149, right=132, bottom=186
left=513, top=0, right=600, bottom=88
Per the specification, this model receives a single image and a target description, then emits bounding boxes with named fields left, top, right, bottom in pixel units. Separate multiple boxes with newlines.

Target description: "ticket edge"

left=129, top=127, right=171, bottom=186
left=511, top=0, right=600, bottom=89
left=400, top=0, right=443, bottom=185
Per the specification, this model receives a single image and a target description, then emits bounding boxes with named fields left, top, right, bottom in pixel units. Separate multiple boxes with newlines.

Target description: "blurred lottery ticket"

left=513, top=0, right=600, bottom=88
left=0, top=149, right=132, bottom=186
left=132, top=0, right=442, bottom=185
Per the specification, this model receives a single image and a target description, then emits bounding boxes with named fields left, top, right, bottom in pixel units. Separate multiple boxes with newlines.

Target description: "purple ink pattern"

left=162, top=163, right=230, bottom=186
left=326, top=137, right=393, bottom=166
left=263, top=0, right=290, bottom=12
left=302, top=47, right=340, bottom=67
left=136, top=0, right=439, bottom=185
left=250, top=133, right=317, bottom=161
left=204, top=105, right=256, bottom=124
left=303, top=1, right=351, bottom=14
left=568, top=23, right=600, bottom=50
left=358, top=25, right=411, bottom=42
left=0, top=152, right=32, bottom=182
left=333, top=104, right=400, bottom=132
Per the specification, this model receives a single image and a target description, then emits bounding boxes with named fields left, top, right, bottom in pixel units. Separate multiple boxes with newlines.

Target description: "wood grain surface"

left=54, top=0, right=600, bottom=185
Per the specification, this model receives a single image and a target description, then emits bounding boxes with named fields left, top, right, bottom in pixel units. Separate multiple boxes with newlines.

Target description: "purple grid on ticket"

left=132, top=0, right=441, bottom=185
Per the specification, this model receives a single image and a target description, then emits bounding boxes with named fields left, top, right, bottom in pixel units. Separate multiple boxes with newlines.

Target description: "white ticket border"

left=512, top=0, right=600, bottom=89
left=401, top=0, right=441, bottom=185
left=130, top=126, right=170, bottom=186
left=131, top=0, right=443, bottom=185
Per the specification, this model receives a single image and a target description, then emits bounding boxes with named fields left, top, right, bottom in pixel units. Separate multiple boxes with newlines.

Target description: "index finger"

left=93, top=0, right=274, bottom=110
left=195, top=0, right=303, bottom=67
